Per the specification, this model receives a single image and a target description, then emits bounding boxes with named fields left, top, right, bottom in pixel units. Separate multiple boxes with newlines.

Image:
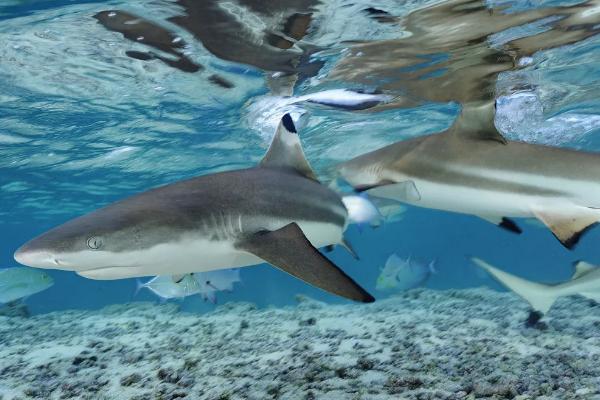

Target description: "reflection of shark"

left=472, top=257, right=600, bottom=325
left=339, top=100, right=600, bottom=249
left=14, top=114, right=374, bottom=303
left=94, top=10, right=203, bottom=73
left=94, top=1, right=323, bottom=90
left=332, top=0, right=600, bottom=110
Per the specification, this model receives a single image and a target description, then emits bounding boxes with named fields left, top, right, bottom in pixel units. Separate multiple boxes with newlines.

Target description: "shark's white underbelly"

left=77, top=221, right=343, bottom=280
left=407, top=179, right=536, bottom=217
left=373, top=177, right=600, bottom=219
left=373, top=162, right=600, bottom=218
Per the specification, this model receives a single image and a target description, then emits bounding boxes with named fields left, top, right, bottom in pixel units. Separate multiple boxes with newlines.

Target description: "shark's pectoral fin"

left=260, top=114, right=318, bottom=181
left=572, top=261, right=597, bottom=280
left=236, top=223, right=374, bottom=303
left=531, top=204, right=600, bottom=249
left=367, top=180, right=421, bottom=203
left=477, top=215, right=522, bottom=234
left=354, top=179, right=395, bottom=193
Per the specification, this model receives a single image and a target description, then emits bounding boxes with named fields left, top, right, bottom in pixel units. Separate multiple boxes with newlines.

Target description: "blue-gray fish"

left=14, top=114, right=373, bottom=303
left=376, top=254, right=435, bottom=292
left=0, top=267, right=54, bottom=303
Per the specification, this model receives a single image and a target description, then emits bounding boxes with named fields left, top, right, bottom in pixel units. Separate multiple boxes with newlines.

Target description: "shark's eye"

left=87, top=236, right=104, bottom=250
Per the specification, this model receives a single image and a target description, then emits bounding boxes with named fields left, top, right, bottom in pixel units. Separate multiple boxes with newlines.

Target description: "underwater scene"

left=2, top=0, right=600, bottom=398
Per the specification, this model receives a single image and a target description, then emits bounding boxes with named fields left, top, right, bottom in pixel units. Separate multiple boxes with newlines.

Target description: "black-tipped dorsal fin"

left=449, top=100, right=507, bottom=144
left=260, top=113, right=318, bottom=181
left=572, top=261, right=597, bottom=280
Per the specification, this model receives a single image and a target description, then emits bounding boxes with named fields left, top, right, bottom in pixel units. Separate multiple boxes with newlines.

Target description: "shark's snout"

left=14, top=243, right=63, bottom=269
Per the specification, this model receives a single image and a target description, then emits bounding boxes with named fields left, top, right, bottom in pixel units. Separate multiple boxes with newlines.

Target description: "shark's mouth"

left=76, top=265, right=145, bottom=280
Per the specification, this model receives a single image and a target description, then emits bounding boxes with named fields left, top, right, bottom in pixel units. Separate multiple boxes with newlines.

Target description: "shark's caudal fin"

left=260, top=113, right=318, bottom=181
left=449, top=100, right=507, bottom=144
left=531, top=204, right=600, bottom=249
left=236, top=222, right=374, bottom=303
left=471, top=257, right=557, bottom=314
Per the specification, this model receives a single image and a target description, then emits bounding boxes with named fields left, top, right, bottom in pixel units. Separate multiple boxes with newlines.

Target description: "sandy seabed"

left=1, top=288, right=599, bottom=400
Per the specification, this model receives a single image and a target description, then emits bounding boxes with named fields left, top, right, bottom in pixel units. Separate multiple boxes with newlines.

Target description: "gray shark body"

left=15, top=115, right=373, bottom=303
left=338, top=101, right=600, bottom=248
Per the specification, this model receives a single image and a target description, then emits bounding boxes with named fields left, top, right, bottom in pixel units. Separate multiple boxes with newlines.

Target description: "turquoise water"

left=2, top=1, right=600, bottom=398
left=2, top=0, right=599, bottom=312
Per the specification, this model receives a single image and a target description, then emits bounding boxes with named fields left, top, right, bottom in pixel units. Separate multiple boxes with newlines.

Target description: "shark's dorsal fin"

left=260, top=113, right=318, bottom=181
left=571, top=261, right=597, bottom=280
left=449, top=101, right=507, bottom=144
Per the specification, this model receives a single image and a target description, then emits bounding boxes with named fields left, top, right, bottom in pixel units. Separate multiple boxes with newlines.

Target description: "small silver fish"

left=136, top=274, right=201, bottom=300
left=376, top=254, right=435, bottom=292
left=342, top=194, right=382, bottom=227
left=195, top=269, right=241, bottom=303
left=0, top=267, right=54, bottom=303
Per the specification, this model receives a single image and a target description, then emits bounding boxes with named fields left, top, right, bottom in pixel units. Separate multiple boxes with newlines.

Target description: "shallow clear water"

left=2, top=0, right=600, bottom=398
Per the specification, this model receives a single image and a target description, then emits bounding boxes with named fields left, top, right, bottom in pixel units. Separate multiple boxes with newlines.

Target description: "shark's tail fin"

left=134, top=279, right=145, bottom=298
left=471, top=257, right=558, bottom=314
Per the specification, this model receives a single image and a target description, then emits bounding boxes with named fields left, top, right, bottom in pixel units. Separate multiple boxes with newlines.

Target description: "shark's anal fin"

left=531, top=204, right=600, bottom=249
left=499, top=217, right=522, bottom=234
left=236, top=223, right=374, bottom=303
left=477, top=215, right=522, bottom=234
left=260, top=114, right=318, bottom=181
left=449, top=101, right=507, bottom=144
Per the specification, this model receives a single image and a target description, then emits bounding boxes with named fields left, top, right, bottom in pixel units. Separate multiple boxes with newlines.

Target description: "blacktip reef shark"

left=472, top=257, right=600, bottom=326
left=14, top=114, right=374, bottom=303
left=338, top=99, right=600, bottom=249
